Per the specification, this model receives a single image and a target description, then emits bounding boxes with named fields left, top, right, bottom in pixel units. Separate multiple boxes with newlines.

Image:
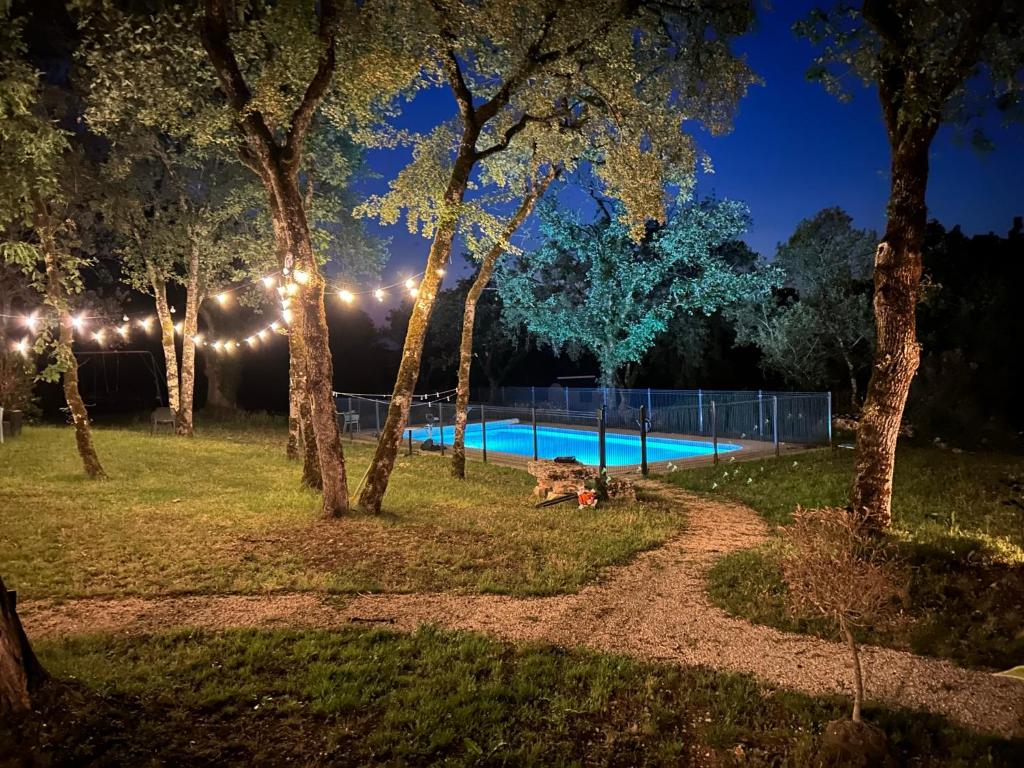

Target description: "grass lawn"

left=4, top=626, right=1020, bottom=767
left=663, top=446, right=1024, bottom=669
left=0, top=423, right=679, bottom=601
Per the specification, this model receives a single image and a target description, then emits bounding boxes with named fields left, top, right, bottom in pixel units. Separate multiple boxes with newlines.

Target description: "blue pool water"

left=405, top=420, right=741, bottom=466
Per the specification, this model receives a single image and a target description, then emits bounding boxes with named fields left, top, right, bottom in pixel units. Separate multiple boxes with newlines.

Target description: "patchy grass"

left=0, top=424, right=679, bottom=601
left=4, top=626, right=1020, bottom=767
left=665, top=447, right=1024, bottom=670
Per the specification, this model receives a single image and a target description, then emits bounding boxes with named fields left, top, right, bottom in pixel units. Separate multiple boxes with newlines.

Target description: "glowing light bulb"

left=122, top=314, right=129, bottom=322
left=23, top=313, right=38, bottom=332
left=191, top=334, right=203, bottom=345
left=138, top=316, right=153, bottom=332
left=338, top=289, right=354, bottom=304
left=436, top=268, right=446, bottom=277
left=245, top=336, right=256, bottom=346
left=286, top=282, right=299, bottom=296
left=117, top=324, right=129, bottom=338
left=14, top=338, right=29, bottom=355
left=71, top=315, right=85, bottom=331
left=276, top=285, right=286, bottom=297
left=92, top=330, right=105, bottom=345
left=211, top=339, right=222, bottom=350
left=293, top=269, right=309, bottom=285
left=225, top=340, right=236, bottom=352
left=281, top=297, right=291, bottom=310
left=216, top=293, right=229, bottom=305
left=170, top=306, right=176, bottom=314
left=404, top=278, right=415, bottom=290
left=282, top=308, right=293, bottom=324
left=258, top=329, right=269, bottom=340
left=174, top=322, right=183, bottom=335
left=409, top=287, right=420, bottom=298
left=262, top=276, right=276, bottom=288
left=269, top=321, right=280, bottom=331
left=374, top=289, right=385, bottom=302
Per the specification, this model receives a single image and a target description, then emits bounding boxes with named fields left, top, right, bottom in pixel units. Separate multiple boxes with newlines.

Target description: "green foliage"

left=499, top=198, right=777, bottom=386
left=731, top=208, right=876, bottom=402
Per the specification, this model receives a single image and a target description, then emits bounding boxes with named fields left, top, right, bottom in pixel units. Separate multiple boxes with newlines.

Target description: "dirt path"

left=21, top=483, right=1024, bottom=738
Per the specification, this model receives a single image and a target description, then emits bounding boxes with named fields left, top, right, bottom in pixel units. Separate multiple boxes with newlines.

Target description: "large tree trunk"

left=150, top=268, right=180, bottom=413
left=41, top=243, right=106, bottom=479
left=176, top=244, right=202, bottom=436
left=199, top=307, right=241, bottom=411
left=272, top=175, right=347, bottom=515
left=0, top=575, right=47, bottom=716
left=451, top=178, right=551, bottom=479
left=850, top=132, right=931, bottom=528
left=358, top=139, right=479, bottom=513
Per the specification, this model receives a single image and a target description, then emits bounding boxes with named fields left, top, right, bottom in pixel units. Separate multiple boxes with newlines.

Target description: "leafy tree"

left=0, top=9, right=104, bottom=478
left=356, top=0, right=758, bottom=511
left=77, top=0, right=398, bottom=514
left=499, top=199, right=776, bottom=389
left=731, top=208, right=876, bottom=408
left=797, top=1, right=1024, bottom=527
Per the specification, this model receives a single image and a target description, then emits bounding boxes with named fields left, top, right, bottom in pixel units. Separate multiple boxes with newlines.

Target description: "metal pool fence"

left=334, top=387, right=832, bottom=474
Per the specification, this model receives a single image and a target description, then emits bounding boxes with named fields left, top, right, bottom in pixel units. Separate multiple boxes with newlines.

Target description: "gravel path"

left=21, top=483, right=1024, bottom=738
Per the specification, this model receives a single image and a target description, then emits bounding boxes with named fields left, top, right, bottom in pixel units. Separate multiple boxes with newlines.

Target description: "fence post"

left=646, top=387, right=652, bottom=415
left=532, top=407, right=538, bottom=460
left=698, top=388, right=704, bottom=432
left=564, top=386, right=569, bottom=411
left=711, top=399, right=718, bottom=464
left=758, top=389, right=764, bottom=438
left=531, top=386, right=536, bottom=407
left=640, top=404, right=648, bottom=476
left=772, top=395, right=780, bottom=457
left=438, top=403, right=446, bottom=455
left=408, top=428, right=413, bottom=456
left=826, top=391, right=833, bottom=449
left=598, top=405, right=607, bottom=472
left=481, top=404, right=487, bottom=463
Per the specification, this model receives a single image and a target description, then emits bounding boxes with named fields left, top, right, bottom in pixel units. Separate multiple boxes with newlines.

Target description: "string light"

left=211, top=340, right=223, bottom=350
left=270, top=321, right=280, bottom=331
left=117, top=324, right=129, bottom=339
left=404, top=278, right=416, bottom=290
left=122, top=314, right=130, bottom=322
left=262, top=276, right=276, bottom=288
left=71, top=315, right=85, bottom=331
left=216, top=293, right=229, bottom=305
left=23, top=313, right=38, bottom=332
left=374, top=289, right=385, bottom=302
left=14, top=338, right=29, bottom=355
left=191, top=334, right=203, bottom=345
left=138, top=317, right=153, bottom=332
left=245, top=336, right=256, bottom=346
left=258, top=329, right=269, bottom=340
left=293, top=269, right=309, bottom=285
left=436, top=268, right=446, bottom=277
left=282, top=308, right=293, bottom=324
left=409, top=287, right=420, bottom=298
left=92, top=330, right=105, bottom=345
left=170, top=306, right=176, bottom=314
left=174, top=322, right=183, bottom=335
left=338, top=289, right=354, bottom=304
left=286, top=282, right=299, bottom=296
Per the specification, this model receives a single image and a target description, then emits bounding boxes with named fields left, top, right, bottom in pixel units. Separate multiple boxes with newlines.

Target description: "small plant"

left=780, top=507, right=903, bottom=723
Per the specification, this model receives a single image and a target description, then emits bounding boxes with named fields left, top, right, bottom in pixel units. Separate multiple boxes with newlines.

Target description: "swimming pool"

left=404, top=420, right=741, bottom=466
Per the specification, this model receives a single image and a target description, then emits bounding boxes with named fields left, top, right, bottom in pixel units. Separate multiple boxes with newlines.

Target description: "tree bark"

left=850, top=132, right=931, bottom=528
left=840, top=616, right=864, bottom=723
left=176, top=243, right=202, bottom=436
left=0, top=575, right=47, bottom=716
left=150, top=268, right=180, bottom=413
left=287, top=335, right=301, bottom=460
left=199, top=307, right=241, bottom=411
left=451, top=176, right=551, bottom=478
left=41, top=241, right=105, bottom=479
left=358, top=135, right=479, bottom=513
left=288, top=321, right=322, bottom=489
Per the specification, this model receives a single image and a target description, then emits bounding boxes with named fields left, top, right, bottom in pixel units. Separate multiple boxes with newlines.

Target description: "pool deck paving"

left=21, top=481, right=1024, bottom=739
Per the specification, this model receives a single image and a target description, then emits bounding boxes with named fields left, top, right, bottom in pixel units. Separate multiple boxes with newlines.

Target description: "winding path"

left=21, top=483, right=1024, bottom=738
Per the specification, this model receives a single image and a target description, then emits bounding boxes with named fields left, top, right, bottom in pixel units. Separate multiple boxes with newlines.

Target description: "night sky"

left=355, top=0, right=1024, bottom=318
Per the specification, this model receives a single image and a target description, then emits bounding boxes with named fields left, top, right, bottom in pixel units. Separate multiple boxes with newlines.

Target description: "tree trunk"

left=840, top=616, right=864, bottom=723
left=850, top=132, right=931, bottom=528
left=176, top=244, right=202, bottom=436
left=150, top=268, right=179, bottom=413
left=199, top=307, right=241, bottom=412
left=0, top=575, right=47, bottom=716
left=41, top=244, right=105, bottom=479
left=451, top=178, right=551, bottom=479
left=287, top=335, right=301, bottom=459
left=272, top=176, right=347, bottom=516
left=57, top=313, right=106, bottom=478
left=358, top=137, right=479, bottom=513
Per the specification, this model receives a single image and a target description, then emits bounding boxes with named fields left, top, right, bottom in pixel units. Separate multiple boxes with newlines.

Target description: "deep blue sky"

left=354, top=1, right=1024, bottom=313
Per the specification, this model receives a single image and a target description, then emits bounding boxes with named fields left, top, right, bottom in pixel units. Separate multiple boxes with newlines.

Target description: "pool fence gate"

left=335, top=387, right=832, bottom=472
